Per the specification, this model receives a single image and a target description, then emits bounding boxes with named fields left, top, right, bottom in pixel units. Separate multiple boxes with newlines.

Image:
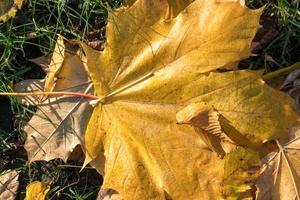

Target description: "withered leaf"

left=0, top=171, right=19, bottom=200
left=15, top=51, right=93, bottom=162
left=176, top=70, right=297, bottom=155
left=80, top=0, right=282, bottom=199
left=256, top=126, right=300, bottom=200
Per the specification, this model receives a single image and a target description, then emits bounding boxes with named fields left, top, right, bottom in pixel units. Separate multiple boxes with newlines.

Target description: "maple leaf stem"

left=262, top=62, right=300, bottom=80
left=89, top=72, right=155, bottom=106
left=0, top=91, right=98, bottom=100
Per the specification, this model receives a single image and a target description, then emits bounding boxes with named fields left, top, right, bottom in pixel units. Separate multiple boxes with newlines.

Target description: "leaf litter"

left=1, top=0, right=299, bottom=199
left=0, top=170, right=19, bottom=200
left=256, top=125, right=300, bottom=200
left=80, top=0, right=296, bottom=199
left=15, top=38, right=94, bottom=162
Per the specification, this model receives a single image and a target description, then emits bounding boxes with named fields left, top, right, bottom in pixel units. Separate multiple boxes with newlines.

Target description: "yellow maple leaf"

left=25, top=181, right=50, bottom=200
left=6, top=0, right=295, bottom=199
left=0, top=0, right=23, bottom=22
left=78, top=0, right=295, bottom=199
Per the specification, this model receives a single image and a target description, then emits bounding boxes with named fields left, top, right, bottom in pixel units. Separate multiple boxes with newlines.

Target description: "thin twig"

left=262, top=62, right=300, bottom=80
left=0, top=91, right=98, bottom=100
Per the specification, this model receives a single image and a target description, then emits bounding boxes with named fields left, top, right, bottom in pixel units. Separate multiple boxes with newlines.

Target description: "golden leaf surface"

left=25, top=181, right=50, bottom=200
left=80, top=0, right=298, bottom=199
left=0, top=170, right=19, bottom=200
left=222, top=147, right=261, bottom=199
left=83, top=0, right=262, bottom=97
left=176, top=71, right=297, bottom=154
left=256, top=126, right=300, bottom=200
left=0, top=0, right=23, bottom=22
left=15, top=50, right=93, bottom=162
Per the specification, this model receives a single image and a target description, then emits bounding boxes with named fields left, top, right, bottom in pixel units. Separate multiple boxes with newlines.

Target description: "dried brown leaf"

left=17, top=52, right=93, bottom=162
left=0, top=170, right=19, bottom=200
left=256, top=126, right=300, bottom=200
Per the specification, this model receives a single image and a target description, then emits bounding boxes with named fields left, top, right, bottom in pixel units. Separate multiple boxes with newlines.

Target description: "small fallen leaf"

left=15, top=49, right=93, bottom=162
left=0, top=170, right=19, bottom=200
left=256, top=125, right=300, bottom=200
left=176, top=70, right=297, bottom=155
left=0, top=0, right=23, bottom=22
left=43, top=34, right=65, bottom=99
left=25, top=181, right=50, bottom=200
